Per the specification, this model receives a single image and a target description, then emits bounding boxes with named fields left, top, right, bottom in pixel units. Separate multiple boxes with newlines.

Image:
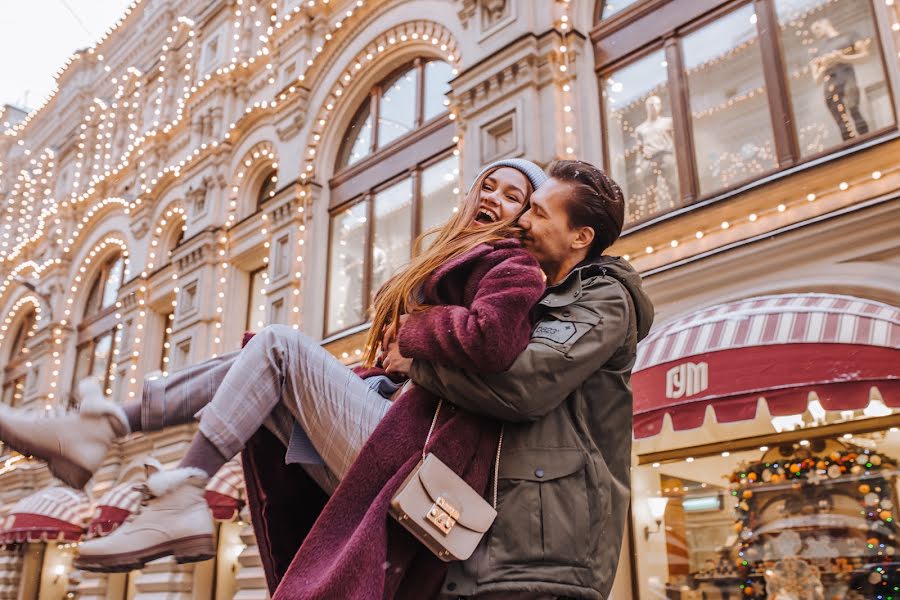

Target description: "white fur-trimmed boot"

left=0, top=378, right=129, bottom=488
left=75, top=467, right=215, bottom=572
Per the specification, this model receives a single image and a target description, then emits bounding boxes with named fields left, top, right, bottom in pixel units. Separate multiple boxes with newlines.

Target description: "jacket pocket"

left=531, top=306, right=601, bottom=355
left=489, top=448, right=590, bottom=568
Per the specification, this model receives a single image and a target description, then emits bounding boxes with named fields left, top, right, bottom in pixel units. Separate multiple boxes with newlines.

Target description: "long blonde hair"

left=362, top=167, right=532, bottom=366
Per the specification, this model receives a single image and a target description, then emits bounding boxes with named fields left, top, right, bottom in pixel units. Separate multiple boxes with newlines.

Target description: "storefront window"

left=420, top=155, right=461, bottom=236
left=325, top=155, right=458, bottom=336
left=683, top=4, right=778, bottom=195
left=604, top=50, right=681, bottom=224
left=633, top=429, right=900, bottom=598
left=327, top=201, right=368, bottom=333
left=246, top=268, right=268, bottom=332
left=372, top=178, right=413, bottom=296
left=775, top=0, right=895, bottom=156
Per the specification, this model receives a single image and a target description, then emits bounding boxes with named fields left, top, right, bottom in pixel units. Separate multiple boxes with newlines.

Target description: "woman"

left=0, top=159, right=548, bottom=596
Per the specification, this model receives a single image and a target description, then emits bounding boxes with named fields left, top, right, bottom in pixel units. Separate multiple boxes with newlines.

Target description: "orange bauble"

left=860, top=484, right=871, bottom=494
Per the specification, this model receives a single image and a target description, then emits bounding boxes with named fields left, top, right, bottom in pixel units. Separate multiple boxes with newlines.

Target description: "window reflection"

left=246, top=268, right=267, bottom=332
left=634, top=431, right=900, bottom=598
left=683, top=4, right=777, bottom=195
left=604, top=50, right=680, bottom=225
left=423, top=61, right=453, bottom=122
left=339, top=103, right=373, bottom=167
left=420, top=156, right=461, bottom=235
left=378, top=68, right=418, bottom=147
left=599, top=0, right=641, bottom=19
left=327, top=201, right=368, bottom=333
left=775, top=0, right=894, bottom=156
left=372, top=178, right=413, bottom=297
left=101, top=256, right=124, bottom=310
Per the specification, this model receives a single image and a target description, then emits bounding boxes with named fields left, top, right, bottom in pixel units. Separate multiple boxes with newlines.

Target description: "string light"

left=556, top=1, right=577, bottom=158
left=619, top=163, right=900, bottom=261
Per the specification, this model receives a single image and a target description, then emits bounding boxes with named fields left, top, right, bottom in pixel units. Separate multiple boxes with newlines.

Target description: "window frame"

left=593, top=0, right=899, bottom=230
left=324, top=149, right=458, bottom=337
left=335, top=58, right=450, bottom=173
left=2, top=309, right=35, bottom=407
left=71, top=251, right=126, bottom=403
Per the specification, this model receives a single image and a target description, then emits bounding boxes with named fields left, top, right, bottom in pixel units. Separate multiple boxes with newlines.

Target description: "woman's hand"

left=381, top=339, right=413, bottom=376
left=380, top=314, right=410, bottom=350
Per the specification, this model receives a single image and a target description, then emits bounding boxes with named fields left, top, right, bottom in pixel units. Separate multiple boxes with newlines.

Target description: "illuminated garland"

left=728, top=446, right=897, bottom=598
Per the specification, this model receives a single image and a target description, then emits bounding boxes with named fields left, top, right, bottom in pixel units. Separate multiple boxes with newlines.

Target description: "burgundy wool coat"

left=240, top=238, right=545, bottom=600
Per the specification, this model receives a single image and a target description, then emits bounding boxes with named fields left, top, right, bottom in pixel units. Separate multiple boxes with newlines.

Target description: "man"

left=383, top=160, right=654, bottom=599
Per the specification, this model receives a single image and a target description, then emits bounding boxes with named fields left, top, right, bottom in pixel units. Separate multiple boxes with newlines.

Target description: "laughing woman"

left=0, top=159, right=549, bottom=598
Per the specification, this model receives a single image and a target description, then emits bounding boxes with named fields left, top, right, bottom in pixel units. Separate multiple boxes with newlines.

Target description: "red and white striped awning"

left=88, top=481, right=145, bottom=537
left=87, top=457, right=246, bottom=537
left=204, top=458, right=244, bottom=521
left=632, top=294, right=900, bottom=439
left=0, top=487, right=91, bottom=545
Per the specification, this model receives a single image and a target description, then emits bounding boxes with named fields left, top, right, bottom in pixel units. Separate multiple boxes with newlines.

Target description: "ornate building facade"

left=0, top=0, right=898, bottom=598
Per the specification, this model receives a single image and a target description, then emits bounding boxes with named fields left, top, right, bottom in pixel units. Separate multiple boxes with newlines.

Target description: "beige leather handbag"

left=389, top=399, right=502, bottom=562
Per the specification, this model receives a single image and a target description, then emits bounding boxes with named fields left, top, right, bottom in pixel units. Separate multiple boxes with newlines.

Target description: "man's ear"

left=571, top=225, right=595, bottom=253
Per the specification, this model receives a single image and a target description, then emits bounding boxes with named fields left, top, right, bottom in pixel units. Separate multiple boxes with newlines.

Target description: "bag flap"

left=417, top=454, right=496, bottom=533
left=498, top=448, right=585, bottom=482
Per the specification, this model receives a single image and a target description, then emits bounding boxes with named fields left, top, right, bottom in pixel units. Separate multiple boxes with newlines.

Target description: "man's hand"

left=381, top=339, right=413, bottom=376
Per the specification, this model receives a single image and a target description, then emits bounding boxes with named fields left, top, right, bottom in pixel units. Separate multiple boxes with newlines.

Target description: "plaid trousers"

left=140, top=325, right=392, bottom=491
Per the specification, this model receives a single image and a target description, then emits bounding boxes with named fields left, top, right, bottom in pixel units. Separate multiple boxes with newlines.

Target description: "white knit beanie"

left=467, top=158, right=548, bottom=194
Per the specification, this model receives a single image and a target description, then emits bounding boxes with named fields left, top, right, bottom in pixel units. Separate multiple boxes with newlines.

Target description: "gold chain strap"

left=423, top=399, right=503, bottom=509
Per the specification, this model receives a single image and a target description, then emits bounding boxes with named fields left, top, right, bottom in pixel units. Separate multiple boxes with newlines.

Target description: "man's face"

left=518, top=178, right=578, bottom=270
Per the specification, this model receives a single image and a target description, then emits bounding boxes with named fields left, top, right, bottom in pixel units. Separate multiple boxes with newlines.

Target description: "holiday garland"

left=726, top=446, right=898, bottom=598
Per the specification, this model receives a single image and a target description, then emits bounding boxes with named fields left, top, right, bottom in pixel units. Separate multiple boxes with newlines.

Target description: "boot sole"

left=74, top=534, right=216, bottom=572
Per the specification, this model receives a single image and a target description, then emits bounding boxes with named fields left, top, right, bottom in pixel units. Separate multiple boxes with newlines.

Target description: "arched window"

left=72, top=252, right=126, bottom=401
left=256, top=169, right=278, bottom=209
left=2, top=309, right=36, bottom=406
left=337, top=60, right=454, bottom=168
left=326, top=59, right=458, bottom=336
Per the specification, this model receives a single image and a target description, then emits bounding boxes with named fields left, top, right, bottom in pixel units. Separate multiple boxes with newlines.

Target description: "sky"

left=0, top=0, right=133, bottom=110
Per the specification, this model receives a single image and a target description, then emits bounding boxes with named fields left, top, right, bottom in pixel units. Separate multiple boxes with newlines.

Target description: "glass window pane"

left=246, top=268, right=267, bottom=332
left=683, top=5, right=777, bottom=195
left=423, top=61, right=453, bottom=121
left=604, top=50, right=681, bottom=225
left=600, top=0, right=640, bottom=19
left=338, top=102, right=373, bottom=168
left=327, top=201, right=368, bottom=333
left=420, top=155, right=461, bottom=239
left=633, top=430, right=900, bottom=597
left=256, top=170, right=277, bottom=208
left=101, top=256, right=124, bottom=310
left=372, top=178, right=413, bottom=298
left=775, top=0, right=894, bottom=156
left=91, top=333, right=113, bottom=392
left=378, top=67, right=418, bottom=147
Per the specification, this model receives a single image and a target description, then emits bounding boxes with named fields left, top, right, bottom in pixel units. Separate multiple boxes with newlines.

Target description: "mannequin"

left=809, top=18, right=871, bottom=141
left=634, top=95, right=677, bottom=212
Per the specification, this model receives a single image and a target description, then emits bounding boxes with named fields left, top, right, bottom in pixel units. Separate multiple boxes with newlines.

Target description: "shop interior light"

left=682, top=495, right=722, bottom=513
left=644, top=496, right=670, bottom=540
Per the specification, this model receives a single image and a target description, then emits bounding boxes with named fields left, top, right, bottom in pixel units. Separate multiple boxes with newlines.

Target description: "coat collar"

left=422, top=238, right=524, bottom=300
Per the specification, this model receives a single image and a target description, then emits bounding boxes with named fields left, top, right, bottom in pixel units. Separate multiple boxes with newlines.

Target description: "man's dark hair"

left=548, top=160, right=625, bottom=257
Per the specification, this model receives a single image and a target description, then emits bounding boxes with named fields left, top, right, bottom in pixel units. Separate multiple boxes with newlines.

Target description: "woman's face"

left=473, top=167, right=530, bottom=226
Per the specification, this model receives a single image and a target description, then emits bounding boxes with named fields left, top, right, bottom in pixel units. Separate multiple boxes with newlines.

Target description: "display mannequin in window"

left=634, top=95, right=676, bottom=212
left=809, top=18, right=871, bottom=141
